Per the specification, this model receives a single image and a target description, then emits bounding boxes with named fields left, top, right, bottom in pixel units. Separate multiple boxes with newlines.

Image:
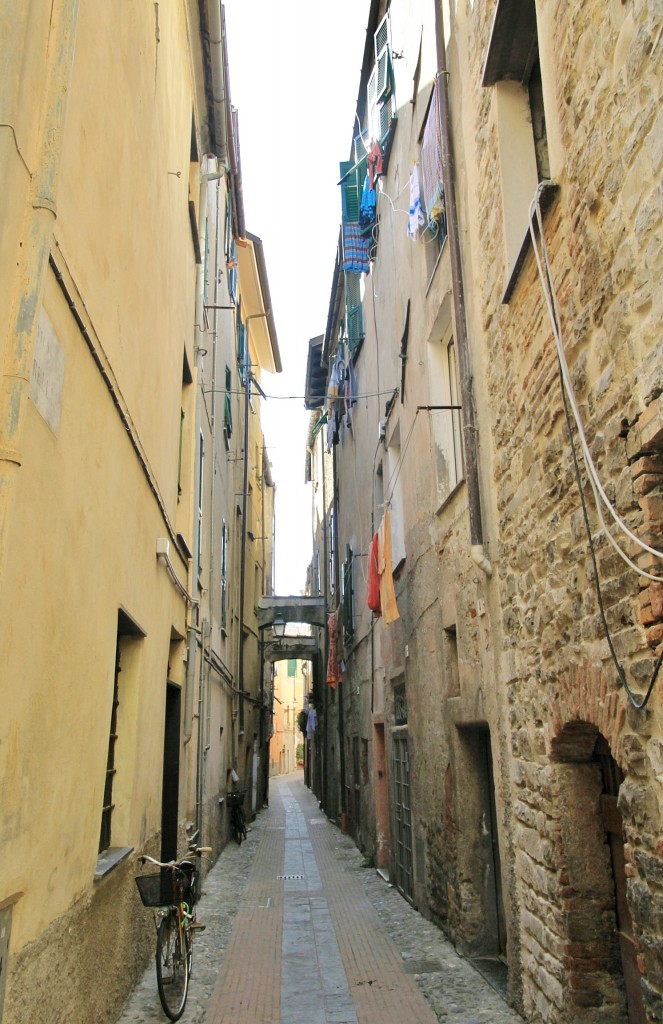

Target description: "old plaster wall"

left=329, top=0, right=518, bottom=995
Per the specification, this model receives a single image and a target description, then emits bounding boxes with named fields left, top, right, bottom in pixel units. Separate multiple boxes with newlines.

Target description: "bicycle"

left=227, top=789, right=247, bottom=844
left=135, top=845, right=211, bottom=1021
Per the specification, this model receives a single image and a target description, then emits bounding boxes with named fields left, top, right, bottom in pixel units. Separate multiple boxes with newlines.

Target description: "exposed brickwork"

left=473, top=0, right=663, bottom=1017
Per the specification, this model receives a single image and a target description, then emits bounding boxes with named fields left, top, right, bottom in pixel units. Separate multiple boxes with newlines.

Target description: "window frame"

left=482, top=0, right=557, bottom=302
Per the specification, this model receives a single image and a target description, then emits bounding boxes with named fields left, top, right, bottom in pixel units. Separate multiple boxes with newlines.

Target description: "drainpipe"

left=434, top=0, right=492, bottom=577
left=236, top=311, right=268, bottom=765
left=195, top=617, right=209, bottom=834
left=0, top=0, right=80, bottom=588
left=320, top=427, right=329, bottom=814
left=185, top=163, right=213, bottom=744
left=333, top=443, right=347, bottom=816
left=207, top=0, right=229, bottom=166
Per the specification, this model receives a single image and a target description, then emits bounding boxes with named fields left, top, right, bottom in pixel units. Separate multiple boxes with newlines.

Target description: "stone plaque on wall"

left=29, top=308, right=65, bottom=435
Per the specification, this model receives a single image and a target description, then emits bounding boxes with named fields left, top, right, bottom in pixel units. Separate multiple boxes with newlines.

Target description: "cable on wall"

left=529, top=185, right=663, bottom=709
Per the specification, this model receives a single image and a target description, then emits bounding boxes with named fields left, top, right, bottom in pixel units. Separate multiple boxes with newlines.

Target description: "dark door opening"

left=595, top=737, right=647, bottom=1024
left=161, top=683, right=181, bottom=863
left=457, top=725, right=507, bottom=996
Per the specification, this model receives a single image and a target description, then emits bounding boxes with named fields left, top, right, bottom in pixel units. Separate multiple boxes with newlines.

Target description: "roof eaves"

left=246, top=231, right=282, bottom=373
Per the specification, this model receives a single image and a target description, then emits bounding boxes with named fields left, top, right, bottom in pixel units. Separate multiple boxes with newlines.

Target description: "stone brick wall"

left=467, top=0, right=663, bottom=1018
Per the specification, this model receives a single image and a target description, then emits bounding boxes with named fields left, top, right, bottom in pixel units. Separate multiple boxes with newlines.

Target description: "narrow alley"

left=118, top=774, right=522, bottom=1024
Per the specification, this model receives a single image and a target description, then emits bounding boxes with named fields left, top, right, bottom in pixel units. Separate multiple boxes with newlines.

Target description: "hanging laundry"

left=367, top=532, right=381, bottom=614
left=378, top=508, right=400, bottom=624
left=420, top=83, right=446, bottom=230
left=360, top=175, right=377, bottom=229
left=342, top=221, right=371, bottom=274
left=344, top=360, right=356, bottom=430
left=407, top=166, right=425, bottom=241
left=306, top=705, right=317, bottom=739
left=367, top=141, right=383, bottom=191
left=327, top=612, right=342, bottom=687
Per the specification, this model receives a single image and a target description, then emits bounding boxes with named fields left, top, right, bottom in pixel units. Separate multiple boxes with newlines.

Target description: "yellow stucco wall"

left=0, top=2, right=205, bottom=1018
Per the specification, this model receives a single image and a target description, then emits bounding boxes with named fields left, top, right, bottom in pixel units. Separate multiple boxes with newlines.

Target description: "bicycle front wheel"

left=156, top=913, right=189, bottom=1021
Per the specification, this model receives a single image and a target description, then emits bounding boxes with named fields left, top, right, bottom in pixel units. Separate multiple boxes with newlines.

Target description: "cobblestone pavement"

left=116, top=774, right=524, bottom=1023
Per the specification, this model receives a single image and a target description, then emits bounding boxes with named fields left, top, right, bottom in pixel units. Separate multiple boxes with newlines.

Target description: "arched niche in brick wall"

left=548, top=724, right=646, bottom=1023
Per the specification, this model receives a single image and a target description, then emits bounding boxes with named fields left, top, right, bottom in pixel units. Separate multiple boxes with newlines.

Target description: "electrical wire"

left=384, top=408, right=422, bottom=506
left=529, top=186, right=663, bottom=709
left=561, top=365, right=662, bottom=709
left=203, top=386, right=402, bottom=402
left=529, top=189, right=663, bottom=573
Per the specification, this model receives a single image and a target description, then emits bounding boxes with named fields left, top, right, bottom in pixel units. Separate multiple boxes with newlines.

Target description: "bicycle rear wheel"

left=156, top=912, right=189, bottom=1021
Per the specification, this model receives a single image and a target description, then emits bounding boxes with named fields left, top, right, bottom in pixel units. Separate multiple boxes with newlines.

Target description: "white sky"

left=224, top=1, right=368, bottom=596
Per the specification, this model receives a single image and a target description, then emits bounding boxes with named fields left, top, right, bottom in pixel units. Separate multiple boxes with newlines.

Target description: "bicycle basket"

left=226, top=790, right=245, bottom=808
left=135, top=871, right=183, bottom=908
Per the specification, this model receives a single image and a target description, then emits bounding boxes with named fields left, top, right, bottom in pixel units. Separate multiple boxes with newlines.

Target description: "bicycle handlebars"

left=140, top=847, right=212, bottom=868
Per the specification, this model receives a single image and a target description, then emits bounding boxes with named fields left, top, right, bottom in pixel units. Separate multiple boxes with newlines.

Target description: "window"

left=247, top=483, right=254, bottom=540
left=383, top=427, right=407, bottom=570
left=345, top=273, right=364, bottom=355
left=236, top=303, right=248, bottom=383
left=99, top=640, right=121, bottom=854
left=224, top=364, right=232, bottom=450
left=197, top=431, right=204, bottom=577
left=188, top=115, right=202, bottom=264
left=328, top=508, right=335, bottom=595
left=447, top=338, right=464, bottom=485
left=426, top=328, right=465, bottom=507
left=419, top=83, right=448, bottom=263
left=340, top=161, right=372, bottom=277
left=342, top=544, right=354, bottom=646
left=99, top=609, right=145, bottom=858
left=444, top=624, right=460, bottom=698
left=225, top=192, right=238, bottom=305
left=483, top=0, right=555, bottom=297
left=367, top=13, right=396, bottom=146
left=177, top=348, right=193, bottom=502
left=220, top=519, right=228, bottom=631
left=177, top=409, right=185, bottom=497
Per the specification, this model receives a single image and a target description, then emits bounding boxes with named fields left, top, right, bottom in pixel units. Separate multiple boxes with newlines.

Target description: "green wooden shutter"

left=345, top=272, right=364, bottom=353
left=236, top=303, right=247, bottom=380
left=339, top=160, right=361, bottom=223
left=375, top=14, right=389, bottom=58
left=224, top=365, right=233, bottom=437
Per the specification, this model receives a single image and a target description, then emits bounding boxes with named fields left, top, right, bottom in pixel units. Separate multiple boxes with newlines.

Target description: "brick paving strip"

left=117, top=772, right=523, bottom=1024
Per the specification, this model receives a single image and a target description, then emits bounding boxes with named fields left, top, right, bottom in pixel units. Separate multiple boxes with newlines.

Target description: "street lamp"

left=272, top=617, right=286, bottom=638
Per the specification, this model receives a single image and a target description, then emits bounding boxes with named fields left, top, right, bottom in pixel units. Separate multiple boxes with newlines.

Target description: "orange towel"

left=378, top=509, right=399, bottom=624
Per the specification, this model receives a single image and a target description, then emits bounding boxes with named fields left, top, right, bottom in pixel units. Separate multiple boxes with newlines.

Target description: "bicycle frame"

left=136, top=845, right=211, bottom=1021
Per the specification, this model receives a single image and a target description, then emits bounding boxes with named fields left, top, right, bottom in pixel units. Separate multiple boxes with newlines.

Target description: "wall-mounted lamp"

left=272, top=617, right=286, bottom=638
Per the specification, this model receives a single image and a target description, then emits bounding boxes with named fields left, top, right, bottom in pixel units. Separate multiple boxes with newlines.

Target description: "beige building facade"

left=308, top=0, right=663, bottom=1021
left=270, top=656, right=307, bottom=777
left=0, top=3, right=278, bottom=1021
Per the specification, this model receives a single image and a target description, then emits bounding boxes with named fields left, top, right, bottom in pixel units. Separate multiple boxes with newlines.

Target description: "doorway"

left=594, top=737, right=646, bottom=1024
left=456, top=725, right=507, bottom=993
left=554, top=725, right=645, bottom=1022
left=160, top=683, right=181, bottom=862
